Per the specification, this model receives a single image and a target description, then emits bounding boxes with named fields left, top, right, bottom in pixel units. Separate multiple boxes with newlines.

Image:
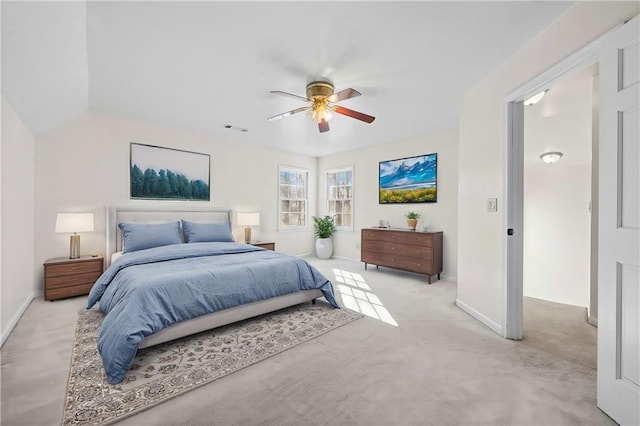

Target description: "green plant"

left=312, top=216, right=335, bottom=239
left=405, top=211, right=421, bottom=219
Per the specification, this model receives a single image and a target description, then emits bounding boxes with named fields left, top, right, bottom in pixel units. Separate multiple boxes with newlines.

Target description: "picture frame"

left=130, top=142, right=210, bottom=201
left=379, top=153, right=437, bottom=204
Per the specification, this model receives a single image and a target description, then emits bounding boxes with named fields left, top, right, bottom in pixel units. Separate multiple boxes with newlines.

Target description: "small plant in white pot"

left=312, top=215, right=335, bottom=259
left=405, top=211, right=420, bottom=230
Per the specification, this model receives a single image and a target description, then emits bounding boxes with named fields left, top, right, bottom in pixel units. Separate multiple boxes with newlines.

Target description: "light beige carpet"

left=62, top=301, right=362, bottom=426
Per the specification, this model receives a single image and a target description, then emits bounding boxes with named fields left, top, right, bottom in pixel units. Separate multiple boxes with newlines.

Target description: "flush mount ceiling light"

left=525, top=89, right=549, bottom=106
left=540, top=151, right=563, bottom=164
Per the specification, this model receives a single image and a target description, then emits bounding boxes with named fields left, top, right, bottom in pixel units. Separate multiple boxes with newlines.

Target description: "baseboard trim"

left=1, top=292, right=35, bottom=347
left=455, top=298, right=503, bottom=336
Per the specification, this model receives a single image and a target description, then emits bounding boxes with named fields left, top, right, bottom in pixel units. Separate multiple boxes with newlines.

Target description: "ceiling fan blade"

left=333, top=105, right=376, bottom=123
left=267, top=106, right=309, bottom=121
left=327, top=88, right=361, bottom=103
left=270, top=90, right=308, bottom=102
left=318, top=118, right=330, bottom=133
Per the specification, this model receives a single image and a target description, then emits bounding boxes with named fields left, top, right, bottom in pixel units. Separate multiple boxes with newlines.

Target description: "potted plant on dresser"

left=312, top=215, right=335, bottom=259
left=406, top=211, right=420, bottom=231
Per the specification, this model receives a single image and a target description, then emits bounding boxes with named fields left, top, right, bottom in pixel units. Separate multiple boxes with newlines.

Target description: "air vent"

left=223, top=124, right=248, bottom=133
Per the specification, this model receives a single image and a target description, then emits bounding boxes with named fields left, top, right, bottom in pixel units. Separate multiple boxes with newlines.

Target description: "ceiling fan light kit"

left=268, top=80, right=375, bottom=133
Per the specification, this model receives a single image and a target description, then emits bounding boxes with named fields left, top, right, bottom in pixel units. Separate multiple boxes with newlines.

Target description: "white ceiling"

left=2, top=1, right=573, bottom=157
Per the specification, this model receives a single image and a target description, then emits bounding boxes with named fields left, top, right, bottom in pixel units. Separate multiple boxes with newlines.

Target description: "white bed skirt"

left=138, top=289, right=323, bottom=349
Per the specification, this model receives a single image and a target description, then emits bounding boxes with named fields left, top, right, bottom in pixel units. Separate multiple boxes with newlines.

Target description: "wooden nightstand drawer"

left=45, top=261, right=103, bottom=277
left=43, top=256, right=104, bottom=301
left=251, top=242, right=275, bottom=251
left=45, top=271, right=102, bottom=289
left=46, top=283, right=95, bottom=300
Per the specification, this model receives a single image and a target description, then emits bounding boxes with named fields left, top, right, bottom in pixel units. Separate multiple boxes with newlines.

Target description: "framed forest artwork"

left=130, top=143, right=210, bottom=201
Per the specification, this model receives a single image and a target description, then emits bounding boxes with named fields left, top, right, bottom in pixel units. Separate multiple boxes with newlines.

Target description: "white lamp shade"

left=55, top=213, right=94, bottom=233
left=237, top=212, right=260, bottom=227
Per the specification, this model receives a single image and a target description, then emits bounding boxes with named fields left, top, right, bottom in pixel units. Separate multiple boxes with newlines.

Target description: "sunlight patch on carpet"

left=333, top=268, right=398, bottom=327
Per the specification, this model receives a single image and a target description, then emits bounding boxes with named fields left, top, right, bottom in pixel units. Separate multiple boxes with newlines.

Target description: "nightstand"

left=43, top=255, right=104, bottom=301
left=251, top=241, right=275, bottom=251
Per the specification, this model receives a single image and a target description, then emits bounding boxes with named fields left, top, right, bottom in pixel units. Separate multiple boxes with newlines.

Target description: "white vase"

left=315, top=238, right=333, bottom=259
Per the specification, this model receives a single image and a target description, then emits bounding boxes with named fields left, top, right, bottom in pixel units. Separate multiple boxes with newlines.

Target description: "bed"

left=88, top=206, right=338, bottom=384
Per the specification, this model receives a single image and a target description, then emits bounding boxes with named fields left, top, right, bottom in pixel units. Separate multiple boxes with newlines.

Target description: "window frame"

left=325, top=165, right=354, bottom=232
left=277, top=165, right=310, bottom=231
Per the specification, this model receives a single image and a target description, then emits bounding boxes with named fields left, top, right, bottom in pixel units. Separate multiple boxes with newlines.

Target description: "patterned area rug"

left=62, top=302, right=362, bottom=426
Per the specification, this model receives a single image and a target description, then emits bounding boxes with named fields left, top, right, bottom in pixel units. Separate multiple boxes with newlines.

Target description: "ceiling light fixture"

left=307, top=98, right=333, bottom=124
left=524, top=89, right=548, bottom=106
left=540, top=151, right=563, bottom=164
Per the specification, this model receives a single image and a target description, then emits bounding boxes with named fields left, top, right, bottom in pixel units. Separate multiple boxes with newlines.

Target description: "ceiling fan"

left=267, top=81, right=375, bottom=133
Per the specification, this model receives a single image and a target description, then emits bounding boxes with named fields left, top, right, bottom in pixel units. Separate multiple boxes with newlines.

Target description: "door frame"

left=502, top=28, right=618, bottom=340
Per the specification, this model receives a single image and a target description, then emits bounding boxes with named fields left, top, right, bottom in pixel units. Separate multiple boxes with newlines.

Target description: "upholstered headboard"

left=106, top=206, right=232, bottom=266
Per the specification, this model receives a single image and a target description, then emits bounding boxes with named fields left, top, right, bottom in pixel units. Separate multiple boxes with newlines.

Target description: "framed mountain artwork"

left=379, top=153, right=437, bottom=204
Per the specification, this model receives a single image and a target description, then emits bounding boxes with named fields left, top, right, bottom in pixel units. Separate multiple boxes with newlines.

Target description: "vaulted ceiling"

left=2, top=1, right=572, bottom=157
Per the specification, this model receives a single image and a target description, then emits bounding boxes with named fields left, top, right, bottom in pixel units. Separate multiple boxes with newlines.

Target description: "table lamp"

left=237, top=212, right=260, bottom=244
left=55, top=213, right=94, bottom=259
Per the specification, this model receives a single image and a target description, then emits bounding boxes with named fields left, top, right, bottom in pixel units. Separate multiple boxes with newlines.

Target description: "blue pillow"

left=181, top=220, right=234, bottom=243
left=118, top=221, right=182, bottom=253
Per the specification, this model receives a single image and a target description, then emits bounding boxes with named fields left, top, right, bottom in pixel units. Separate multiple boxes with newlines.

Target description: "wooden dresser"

left=43, top=255, right=104, bottom=300
left=361, top=228, right=443, bottom=283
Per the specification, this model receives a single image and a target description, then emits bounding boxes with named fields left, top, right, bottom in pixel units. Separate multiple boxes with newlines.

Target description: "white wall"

left=457, top=2, right=639, bottom=333
left=318, top=128, right=458, bottom=280
left=1, top=97, right=36, bottom=345
left=523, top=165, right=591, bottom=306
left=33, top=112, right=318, bottom=291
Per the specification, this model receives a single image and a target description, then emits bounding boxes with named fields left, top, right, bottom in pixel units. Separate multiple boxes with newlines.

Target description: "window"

left=326, top=166, right=353, bottom=230
left=278, top=166, right=308, bottom=229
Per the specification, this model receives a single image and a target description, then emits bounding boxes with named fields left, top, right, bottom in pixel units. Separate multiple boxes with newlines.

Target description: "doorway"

left=503, top=37, right=604, bottom=340
left=512, top=64, right=600, bottom=371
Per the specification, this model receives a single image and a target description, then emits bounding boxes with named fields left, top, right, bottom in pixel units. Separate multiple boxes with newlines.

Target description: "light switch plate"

left=487, top=198, right=498, bottom=212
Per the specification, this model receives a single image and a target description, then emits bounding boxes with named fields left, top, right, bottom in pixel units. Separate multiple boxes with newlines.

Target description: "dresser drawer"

left=362, top=230, right=432, bottom=247
left=45, top=260, right=103, bottom=277
left=362, top=252, right=431, bottom=275
left=362, top=242, right=432, bottom=260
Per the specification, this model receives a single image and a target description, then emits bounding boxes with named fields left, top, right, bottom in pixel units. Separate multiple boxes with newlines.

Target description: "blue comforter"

left=87, top=242, right=338, bottom=384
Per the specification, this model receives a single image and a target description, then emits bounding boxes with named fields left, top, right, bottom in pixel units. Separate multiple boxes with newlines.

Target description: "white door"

left=598, top=15, right=640, bottom=426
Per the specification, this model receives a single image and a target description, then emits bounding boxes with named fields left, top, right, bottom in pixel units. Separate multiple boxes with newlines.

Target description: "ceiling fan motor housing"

left=306, top=81, right=334, bottom=100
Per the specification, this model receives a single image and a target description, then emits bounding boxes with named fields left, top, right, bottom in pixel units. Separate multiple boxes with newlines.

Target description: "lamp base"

left=69, top=234, right=81, bottom=259
left=244, top=227, right=252, bottom=244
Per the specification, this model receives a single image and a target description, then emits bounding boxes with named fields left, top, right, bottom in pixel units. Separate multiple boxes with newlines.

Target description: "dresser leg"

left=428, top=276, right=432, bottom=284
left=364, top=263, right=368, bottom=270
